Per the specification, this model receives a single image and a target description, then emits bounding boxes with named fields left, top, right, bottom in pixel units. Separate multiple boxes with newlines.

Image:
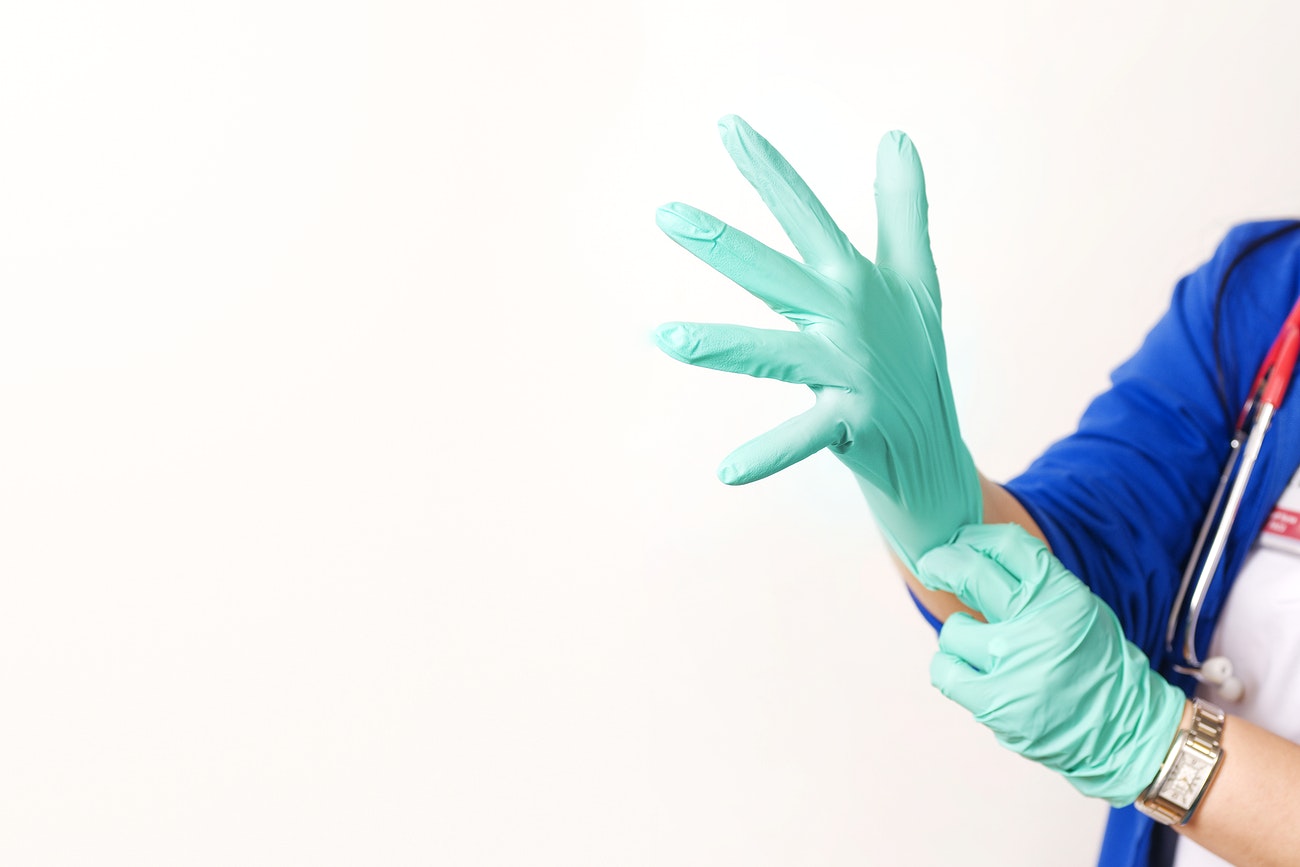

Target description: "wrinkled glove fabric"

left=655, top=115, right=981, bottom=567
left=916, top=524, right=1188, bottom=806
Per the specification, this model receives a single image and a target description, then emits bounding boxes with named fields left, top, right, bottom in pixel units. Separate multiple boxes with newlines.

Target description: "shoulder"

left=1216, top=219, right=1300, bottom=257
left=1206, top=219, right=1300, bottom=299
left=1206, top=220, right=1300, bottom=346
left=1155, top=220, right=1300, bottom=351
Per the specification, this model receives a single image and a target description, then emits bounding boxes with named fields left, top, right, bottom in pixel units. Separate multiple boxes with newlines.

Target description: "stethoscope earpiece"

left=1180, top=655, right=1245, bottom=703
left=1216, top=675, right=1245, bottom=703
left=1199, top=655, right=1233, bottom=684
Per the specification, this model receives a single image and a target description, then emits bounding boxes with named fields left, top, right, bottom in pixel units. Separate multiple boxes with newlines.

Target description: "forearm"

left=1178, top=701, right=1300, bottom=865
left=898, top=473, right=1046, bottom=623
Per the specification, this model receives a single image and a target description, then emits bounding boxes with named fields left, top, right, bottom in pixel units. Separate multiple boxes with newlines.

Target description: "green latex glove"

left=915, top=524, right=1187, bottom=806
left=654, top=115, right=980, bottom=567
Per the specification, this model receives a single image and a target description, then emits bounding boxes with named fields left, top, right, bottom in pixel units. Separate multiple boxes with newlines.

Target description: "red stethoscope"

left=1165, top=292, right=1300, bottom=702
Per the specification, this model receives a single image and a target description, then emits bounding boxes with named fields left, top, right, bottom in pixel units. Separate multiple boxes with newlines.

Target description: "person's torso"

left=1173, top=466, right=1300, bottom=866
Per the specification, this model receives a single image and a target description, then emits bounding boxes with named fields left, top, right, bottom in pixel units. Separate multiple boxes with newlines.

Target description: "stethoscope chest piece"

left=1173, top=654, right=1244, bottom=703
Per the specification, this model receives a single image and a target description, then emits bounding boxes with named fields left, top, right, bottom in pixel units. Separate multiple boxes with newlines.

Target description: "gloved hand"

left=915, top=523, right=1188, bottom=806
left=654, top=115, right=980, bottom=567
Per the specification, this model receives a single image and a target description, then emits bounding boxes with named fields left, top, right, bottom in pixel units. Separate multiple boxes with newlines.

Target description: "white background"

left=2, top=1, right=1299, bottom=864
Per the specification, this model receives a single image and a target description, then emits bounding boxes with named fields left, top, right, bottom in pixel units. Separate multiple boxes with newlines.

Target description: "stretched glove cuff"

left=856, top=439, right=982, bottom=570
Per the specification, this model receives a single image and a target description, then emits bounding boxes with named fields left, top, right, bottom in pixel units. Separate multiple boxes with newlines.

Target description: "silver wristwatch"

left=1134, top=698, right=1226, bottom=826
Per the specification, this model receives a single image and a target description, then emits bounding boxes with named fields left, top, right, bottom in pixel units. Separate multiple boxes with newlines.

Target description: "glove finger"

left=653, top=322, right=847, bottom=388
left=656, top=202, right=838, bottom=327
left=717, top=114, right=862, bottom=277
left=874, top=131, right=940, bottom=300
left=937, top=612, right=994, bottom=673
left=716, top=401, right=841, bottom=485
left=929, top=650, right=986, bottom=711
left=948, top=523, right=1058, bottom=603
left=915, top=541, right=1021, bottom=623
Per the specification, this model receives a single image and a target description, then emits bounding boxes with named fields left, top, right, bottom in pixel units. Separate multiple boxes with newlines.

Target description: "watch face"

left=1159, top=751, right=1213, bottom=810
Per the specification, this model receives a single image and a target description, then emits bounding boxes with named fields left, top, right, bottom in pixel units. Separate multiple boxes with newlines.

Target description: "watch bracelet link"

left=1134, top=698, right=1226, bottom=826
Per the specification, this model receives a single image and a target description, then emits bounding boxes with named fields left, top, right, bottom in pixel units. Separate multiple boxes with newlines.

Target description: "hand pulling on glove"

left=916, top=523, right=1187, bottom=806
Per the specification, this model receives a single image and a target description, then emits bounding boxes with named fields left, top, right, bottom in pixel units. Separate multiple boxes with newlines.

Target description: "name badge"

left=1259, top=465, right=1300, bottom=556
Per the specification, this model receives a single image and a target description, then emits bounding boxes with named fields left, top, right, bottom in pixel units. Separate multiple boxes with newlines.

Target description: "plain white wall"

left=3, top=1, right=1300, bottom=865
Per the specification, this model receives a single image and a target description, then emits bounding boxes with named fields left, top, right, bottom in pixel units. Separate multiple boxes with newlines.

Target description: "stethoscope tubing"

left=1170, top=221, right=1300, bottom=699
left=1170, top=403, right=1274, bottom=668
left=1168, top=290, right=1300, bottom=693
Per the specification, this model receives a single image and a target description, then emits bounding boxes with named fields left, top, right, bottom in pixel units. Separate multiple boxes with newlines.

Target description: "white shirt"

left=1172, top=488, right=1300, bottom=865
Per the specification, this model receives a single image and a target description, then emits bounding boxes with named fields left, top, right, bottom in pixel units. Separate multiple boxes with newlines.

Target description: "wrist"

left=856, top=460, right=982, bottom=569
left=1177, top=697, right=1195, bottom=730
left=1095, top=665, right=1189, bottom=807
left=1134, top=698, right=1226, bottom=824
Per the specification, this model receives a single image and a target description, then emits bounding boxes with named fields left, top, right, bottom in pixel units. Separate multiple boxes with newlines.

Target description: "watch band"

left=1135, top=698, right=1226, bottom=826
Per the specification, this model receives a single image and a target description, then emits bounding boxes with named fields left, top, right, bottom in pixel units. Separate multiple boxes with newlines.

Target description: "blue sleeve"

left=907, top=586, right=943, bottom=632
left=1004, top=221, right=1299, bottom=663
